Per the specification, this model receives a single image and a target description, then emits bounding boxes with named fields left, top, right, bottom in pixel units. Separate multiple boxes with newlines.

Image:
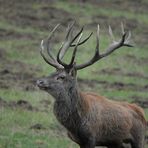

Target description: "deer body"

left=37, top=22, right=147, bottom=148
left=52, top=84, right=146, bottom=148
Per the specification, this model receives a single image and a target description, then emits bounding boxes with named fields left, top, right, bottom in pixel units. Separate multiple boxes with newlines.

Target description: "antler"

left=40, top=22, right=132, bottom=71
left=40, top=22, right=92, bottom=70
left=40, top=24, right=64, bottom=69
left=57, top=25, right=88, bottom=69
left=75, top=23, right=133, bottom=70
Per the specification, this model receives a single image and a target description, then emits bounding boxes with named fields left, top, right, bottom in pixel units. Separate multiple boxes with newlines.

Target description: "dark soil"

left=100, top=68, right=148, bottom=79
left=0, top=48, right=7, bottom=59
left=0, top=0, right=75, bottom=31
left=39, top=99, right=51, bottom=108
left=0, top=97, right=38, bottom=111
left=0, top=60, right=40, bottom=91
left=70, top=0, right=148, bottom=13
left=0, top=28, right=34, bottom=40
left=78, top=78, right=148, bottom=92
left=131, top=96, right=148, bottom=108
left=0, top=0, right=147, bottom=46
left=30, top=123, right=46, bottom=130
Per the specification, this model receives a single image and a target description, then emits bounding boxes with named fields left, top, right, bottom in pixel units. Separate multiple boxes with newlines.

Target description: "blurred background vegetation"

left=0, top=0, right=148, bottom=147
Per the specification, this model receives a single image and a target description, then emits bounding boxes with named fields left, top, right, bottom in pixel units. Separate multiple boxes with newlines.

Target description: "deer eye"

left=57, top=75, right=65, bottom=81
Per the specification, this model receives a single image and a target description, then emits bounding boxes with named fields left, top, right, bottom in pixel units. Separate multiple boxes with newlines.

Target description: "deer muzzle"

left=36, top=79, right=49, bottom=90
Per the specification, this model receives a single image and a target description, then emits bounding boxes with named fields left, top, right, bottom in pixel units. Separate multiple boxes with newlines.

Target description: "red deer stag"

left=37, top=22, right=147, bottom=148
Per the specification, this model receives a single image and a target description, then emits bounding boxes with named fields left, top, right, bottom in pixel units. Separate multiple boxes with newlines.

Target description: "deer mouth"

left=37, top=83, right=51, bottom=90
left=39, top=85, right=54, bottom=92
left=38, top=85, right=48, bottom=90
left=36, top=80, right=51, bottom=90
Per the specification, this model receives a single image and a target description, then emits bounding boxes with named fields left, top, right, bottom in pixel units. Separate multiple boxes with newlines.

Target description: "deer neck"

left=53, top=84, right=83, bottom=131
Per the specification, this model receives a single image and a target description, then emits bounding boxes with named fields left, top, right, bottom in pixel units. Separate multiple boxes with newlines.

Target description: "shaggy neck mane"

left=53, top=84, right=86, bottom=133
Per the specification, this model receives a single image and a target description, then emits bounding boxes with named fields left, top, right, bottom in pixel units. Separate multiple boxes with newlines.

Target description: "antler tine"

left=92, top=24, right=101, bottom=58
left=126, top=31, right=131, bottom=42
left=109, top=25, right=115, bottom=42
left=70, top=32, right=93, bottom=47
left=69, top=33, right=83, bottom=66
left=40, top=24, right=64, bottom=69
left=59, top=21, right=75, bottom=60
left=96, top=24, right=100, bottom=52
left=59, top=25, right=84, bottom=60
left=120, top=23, right=132, bottom=47
left=59, top=24, right=93, bottom=60
left=40, top=40, right=62, bottom=68
left=46, top=24, right=60, bottom=62
left=47, top=44, right=57, bottom=62
left=75, top=24, right=133, bottom=70
left=75, top=24, right=101, bottom=70
left=66, top=21, right=75, bottom=40
left=57, top=26, right=84, bottom=67
left=70, top=26, right=84, bottom=44
left=124, top=31, right=133, bottom=47
left=121, top=22, right=125, bottom=35
left=100, top=24, right=133, bottom=57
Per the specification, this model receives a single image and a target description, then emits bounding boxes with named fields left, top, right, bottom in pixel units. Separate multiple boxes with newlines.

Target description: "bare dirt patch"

left=0, top=68, right=37, bottom=91
left=0, top=0, right=75, bottom=31
left=0, top=97, right=38, bottom=111
left=0, top=60, right=40, bottom=91
left=0, top=28, right=34, bottom=40
left=39, top=99, right=51, bottom=108
left=100, top=68, right=148, bottom=80
left=131, top=96, right=148, bottom=108
left=0, top=48, right=7, bottom=59
left=78, top=78, right=148, bottom=92
left=70, top=0, right=148, bottom=13
left=30, top=123, right=46, bottom=130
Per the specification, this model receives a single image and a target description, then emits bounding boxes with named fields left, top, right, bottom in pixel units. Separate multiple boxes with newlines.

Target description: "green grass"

left=0, top=88, right=78, bottom=148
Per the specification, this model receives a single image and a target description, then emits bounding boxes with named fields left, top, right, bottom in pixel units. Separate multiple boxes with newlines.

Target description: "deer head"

left=36, top=22, right=132, bottom=99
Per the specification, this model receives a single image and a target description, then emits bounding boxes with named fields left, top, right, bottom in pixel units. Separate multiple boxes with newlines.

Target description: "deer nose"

left=36, top=79, right=44, bottom=86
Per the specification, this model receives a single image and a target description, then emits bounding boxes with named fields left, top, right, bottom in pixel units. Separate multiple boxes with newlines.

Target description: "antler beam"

left=75, top=24, right=133, bottom=70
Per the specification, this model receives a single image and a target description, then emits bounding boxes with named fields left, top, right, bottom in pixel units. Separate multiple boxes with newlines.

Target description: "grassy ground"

left=0, top=0, right=148, bottom=148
